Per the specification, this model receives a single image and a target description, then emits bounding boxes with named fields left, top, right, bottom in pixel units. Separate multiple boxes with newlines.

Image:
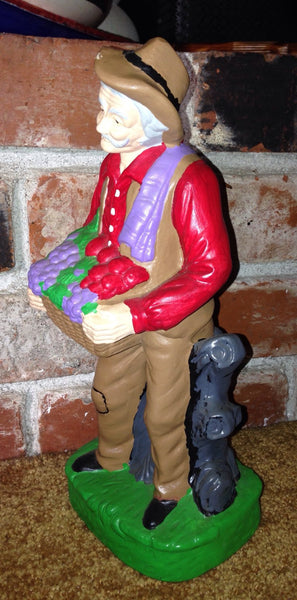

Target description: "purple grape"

left=28, top=238, right=80, bottom=294
left=28, top=259, right=47, bottom=295
left=67, top=232, right=79, bottom=240
left=62, top=282, right=97, bottom=323
left=28, top=236, right=98, bottom=324
left=74, top=268, right=84, bottom=277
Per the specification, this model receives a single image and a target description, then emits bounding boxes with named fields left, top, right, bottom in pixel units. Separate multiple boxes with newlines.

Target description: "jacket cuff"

left=124, top=299, right=147, bottom=334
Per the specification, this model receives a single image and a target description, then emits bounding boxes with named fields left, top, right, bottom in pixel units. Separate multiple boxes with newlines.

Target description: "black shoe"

left=72, top=450, right=103, bottom=473
left=142, top=498, right=178, bottom=530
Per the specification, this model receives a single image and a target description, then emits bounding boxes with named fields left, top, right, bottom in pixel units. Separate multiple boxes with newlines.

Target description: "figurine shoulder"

left=175, top=157, right=221, bottom=200
left=183, top=157, right=219, bottom=185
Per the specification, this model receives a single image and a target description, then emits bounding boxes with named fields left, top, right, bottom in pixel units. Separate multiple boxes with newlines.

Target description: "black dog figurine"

left=186, top=330, right=245, bottom=515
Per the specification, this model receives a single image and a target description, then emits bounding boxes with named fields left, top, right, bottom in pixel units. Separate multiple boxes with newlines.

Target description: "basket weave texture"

left=42, top=296, right=138, bottom=358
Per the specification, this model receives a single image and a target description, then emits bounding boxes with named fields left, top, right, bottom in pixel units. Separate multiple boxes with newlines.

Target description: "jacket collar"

left=107, top=144, right=166, bottom=185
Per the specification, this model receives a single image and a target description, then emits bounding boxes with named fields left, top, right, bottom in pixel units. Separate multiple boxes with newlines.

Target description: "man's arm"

left=125, top=160, right=232, bottom=333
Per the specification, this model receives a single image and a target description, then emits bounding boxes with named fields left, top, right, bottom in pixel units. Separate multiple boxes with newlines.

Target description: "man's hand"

left=82, top=302, right=134, bottom=344
left=27, top=288, right=46, bottom=312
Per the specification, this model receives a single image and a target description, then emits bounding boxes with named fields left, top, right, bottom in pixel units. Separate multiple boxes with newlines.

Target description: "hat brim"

left=94, top=47, right=184, bottom=146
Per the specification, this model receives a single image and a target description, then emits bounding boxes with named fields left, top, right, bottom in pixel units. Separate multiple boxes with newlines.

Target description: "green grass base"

left=65, top=439, right=262, bottom=582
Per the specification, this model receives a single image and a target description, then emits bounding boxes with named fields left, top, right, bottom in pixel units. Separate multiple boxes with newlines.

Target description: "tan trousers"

left=91, top=300, right=214, bottom=500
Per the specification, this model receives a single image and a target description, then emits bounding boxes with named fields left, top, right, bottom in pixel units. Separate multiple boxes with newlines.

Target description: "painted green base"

left=65, top=439, right=262, bottom=582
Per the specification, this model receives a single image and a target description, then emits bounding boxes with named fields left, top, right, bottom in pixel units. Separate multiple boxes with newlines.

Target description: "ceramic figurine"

left=28, top=38, right=262, bottom=581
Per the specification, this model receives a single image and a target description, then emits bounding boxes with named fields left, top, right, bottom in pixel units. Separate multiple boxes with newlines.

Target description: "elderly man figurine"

left=28, top=38, right=233, bottom=530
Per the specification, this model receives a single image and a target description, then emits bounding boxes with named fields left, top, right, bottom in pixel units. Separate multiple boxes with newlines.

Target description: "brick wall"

left=0, top=34, right=296, bottom=459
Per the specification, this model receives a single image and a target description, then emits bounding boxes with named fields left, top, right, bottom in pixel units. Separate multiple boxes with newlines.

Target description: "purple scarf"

left=118, top=144, right=194, bottom=262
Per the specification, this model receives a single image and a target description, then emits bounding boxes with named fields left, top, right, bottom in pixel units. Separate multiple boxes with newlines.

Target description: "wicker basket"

left=42, top=297, right=139, bottom=358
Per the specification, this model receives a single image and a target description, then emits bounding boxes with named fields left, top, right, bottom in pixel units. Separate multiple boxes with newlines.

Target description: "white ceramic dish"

left=24, top=0, right=105, bottom=27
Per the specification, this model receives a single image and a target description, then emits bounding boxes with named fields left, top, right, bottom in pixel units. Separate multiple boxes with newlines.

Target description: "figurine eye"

left=112, top=115, right=124, bottom=126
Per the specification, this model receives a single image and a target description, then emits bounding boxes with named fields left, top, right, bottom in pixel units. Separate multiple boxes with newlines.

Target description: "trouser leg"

left=92, top=342, right=146, bottom=471
left=142, top=331, right=193, bottom=500
left=142, top=305, right=214, bottom=501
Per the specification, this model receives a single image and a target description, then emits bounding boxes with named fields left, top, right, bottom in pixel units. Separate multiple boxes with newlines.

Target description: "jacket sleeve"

left=125, top=160, right=232, bottom=333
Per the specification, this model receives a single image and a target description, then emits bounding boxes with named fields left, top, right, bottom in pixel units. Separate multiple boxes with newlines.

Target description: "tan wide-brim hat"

left=94, top=37, right=189, bottom=146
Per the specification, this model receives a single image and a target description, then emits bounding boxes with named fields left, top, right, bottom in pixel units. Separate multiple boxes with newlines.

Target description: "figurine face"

left=96, top=84, right=145, bottom=155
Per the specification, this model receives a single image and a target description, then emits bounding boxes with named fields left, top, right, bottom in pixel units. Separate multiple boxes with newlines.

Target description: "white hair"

left=101, top=83, right=168, bottom=147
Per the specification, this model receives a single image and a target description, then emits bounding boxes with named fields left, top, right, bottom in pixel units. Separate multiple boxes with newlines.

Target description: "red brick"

left=0, top=293, right=96, bottom=384
left=0, top=393, right=24, bottom=459
left=234, top=367, right=288, bottom=427
left=219, top=280, right=297, bottom=357
left=38, top=388, right=97, bottom=453
left=227, top=174, right=297, bottom=262
left=28, top=172, right=98, bottom=261
left=0, top=35, right=132, bottom=149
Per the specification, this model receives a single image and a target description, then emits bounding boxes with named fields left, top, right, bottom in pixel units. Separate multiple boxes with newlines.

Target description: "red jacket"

left=85, top=144, right=232, bottom=334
